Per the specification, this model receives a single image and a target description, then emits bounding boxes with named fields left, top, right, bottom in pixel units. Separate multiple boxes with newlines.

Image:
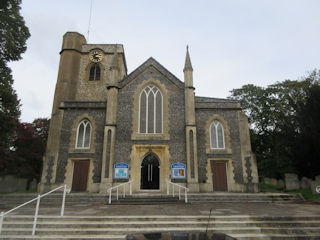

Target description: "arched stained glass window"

left=76, top=119, right=91, bottom=149
left=89, top=64, right=100, bottom=81
left=210, top=120, right=225, bottom=149
left=139, top=85, right=162, bottom=134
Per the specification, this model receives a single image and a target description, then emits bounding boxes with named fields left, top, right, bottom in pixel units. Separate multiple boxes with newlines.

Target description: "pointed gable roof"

left=119, top=57, right=184, bottom=89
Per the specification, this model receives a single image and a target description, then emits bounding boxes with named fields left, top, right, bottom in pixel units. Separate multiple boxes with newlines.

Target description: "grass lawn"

left=260, top=183, right=320, bottom=202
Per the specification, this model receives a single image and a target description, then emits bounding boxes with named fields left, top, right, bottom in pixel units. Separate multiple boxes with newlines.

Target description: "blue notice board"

left=171, top=163, right=186, bottom=179
left=114, top=162, right=129, bottom=179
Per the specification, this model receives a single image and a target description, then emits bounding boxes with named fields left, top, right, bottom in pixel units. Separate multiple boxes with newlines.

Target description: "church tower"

left=184, top=47, right=199, bottom=192
left=40, top=32, right=86, bottom=191
left=39, top=32, right=127, bottom=192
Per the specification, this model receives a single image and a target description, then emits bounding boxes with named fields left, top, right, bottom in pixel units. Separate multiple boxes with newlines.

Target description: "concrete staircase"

left=187, top=192, right=304, bottom=203
left=109, top=192, right=304, bottom=205
left=0, top=192, right=315, bottom=239
left=1, top=214, right=320, bottom=239
left=0, top=192, right=304, bottom=208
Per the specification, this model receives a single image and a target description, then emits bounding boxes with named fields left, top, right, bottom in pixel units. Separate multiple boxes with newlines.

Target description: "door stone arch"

left=140, top=153, right=160, bottom=189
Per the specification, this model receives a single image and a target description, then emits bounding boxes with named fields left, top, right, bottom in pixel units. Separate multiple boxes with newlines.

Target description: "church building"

left=39, top=32, right=259, bottom=193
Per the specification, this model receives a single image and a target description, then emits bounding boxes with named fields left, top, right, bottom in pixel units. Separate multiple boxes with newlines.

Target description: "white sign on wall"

left=114, top=163, right=129, bottom=179
left=171, top=163, right=186, bottom=179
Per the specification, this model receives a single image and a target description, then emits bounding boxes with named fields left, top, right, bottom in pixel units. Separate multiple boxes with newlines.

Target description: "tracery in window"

left=139, top=85, right=162, bottom=134
left=89, top=64, right=101, bottom=81
left=210, top=120, right=225, bottom=149
left=76, top=119, right=91, bottom=149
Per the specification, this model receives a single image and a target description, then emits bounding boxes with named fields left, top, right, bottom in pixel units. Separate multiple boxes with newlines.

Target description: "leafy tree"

left=5, top=118, right=50, bottom=183
left=0, top=63, right=20, bottom=149
left=0, top=0, right=30, bottom=162
left=0, top=0, right=30, bottom=63
left=32, top=118, right=50, bottom=142
left=293, top=84, right=320, bottom=178
left=229, top=70, right=319, bottom=179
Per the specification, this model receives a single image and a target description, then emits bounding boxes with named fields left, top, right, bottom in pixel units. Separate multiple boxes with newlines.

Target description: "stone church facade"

left=39, top=32, right=259, bottom=193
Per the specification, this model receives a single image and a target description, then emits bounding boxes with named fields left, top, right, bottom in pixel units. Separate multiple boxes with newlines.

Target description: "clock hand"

left=93, top=54, right=99, bottom=60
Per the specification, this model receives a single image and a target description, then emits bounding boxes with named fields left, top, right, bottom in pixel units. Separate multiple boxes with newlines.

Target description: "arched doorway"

left=140, top=153, right=160, bottom=189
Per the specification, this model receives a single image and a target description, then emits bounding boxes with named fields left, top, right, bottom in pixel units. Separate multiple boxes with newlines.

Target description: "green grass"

left=286, top=189, right=320, bottom=202
left=260, top=183, right=285, bottom=192
left=260, top=183, right=320, bottom=202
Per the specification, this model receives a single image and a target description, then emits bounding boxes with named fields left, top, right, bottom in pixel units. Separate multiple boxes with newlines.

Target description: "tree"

left=293, top=84, right=320, bottom=178
left=229, top=70, right=319, bottom=179
left=0, top=0, right=30, bottom=63
left=0, top=62, right=20, bottom=150
left=0, top=0, right=30, bottom=162
left=5, top=118, right=50, bottom=184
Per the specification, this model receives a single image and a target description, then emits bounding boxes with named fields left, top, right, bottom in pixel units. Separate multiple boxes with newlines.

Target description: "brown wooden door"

left=211, top=161, right=228, bottom=191
left=72, top=161, right=90, bottom=192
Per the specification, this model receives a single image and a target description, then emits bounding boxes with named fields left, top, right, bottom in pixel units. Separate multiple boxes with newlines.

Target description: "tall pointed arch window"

left=76, top=119, right=92, bottom=149
left=210, top=120, right=225, bottom=149
left=139, top=85, right=162, bottom=134
left=89, top=64, right=101, bottom=81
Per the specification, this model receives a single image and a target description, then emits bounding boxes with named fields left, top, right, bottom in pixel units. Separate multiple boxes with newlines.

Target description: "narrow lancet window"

left=76, top=119, right=92, bottom=149
left=139, top=85, right=162, bottom=134
left=210, top=120, right=225, bottom=149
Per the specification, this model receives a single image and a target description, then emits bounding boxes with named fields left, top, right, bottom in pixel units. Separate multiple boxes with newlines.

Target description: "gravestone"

left=285, top=173, right=299, bottom=190
left=264, top=177, right=271, bottom=184
left=300, top=177, right=311, bottom=190
left=29, top=179, right=38, bottom=190
left=278, top=179, right=285, bottom=188
left=0, top=175, right=28, bottom=193
left=270, top=178, right=278, bottom=186
left=311, top=175, right=320, bottom=194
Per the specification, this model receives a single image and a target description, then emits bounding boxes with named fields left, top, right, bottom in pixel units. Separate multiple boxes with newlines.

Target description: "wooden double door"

left=72, top=160, right=90, bottom=192
left=210, top=161, right=228, bottom=191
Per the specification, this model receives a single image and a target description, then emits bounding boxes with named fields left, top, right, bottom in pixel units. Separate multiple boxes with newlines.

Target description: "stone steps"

left=0, top=192, right=304, bottom=208
left=3, top=227, right=320, bottom=236
left=4, top=222, right=320, bottom=228
left=1, top=215, right=320, bottom=239
left=0, top=193, right=312, bottom=239
left=1, top=234, right=320, bottom=240
left=0, top=235, right=125, bottom=239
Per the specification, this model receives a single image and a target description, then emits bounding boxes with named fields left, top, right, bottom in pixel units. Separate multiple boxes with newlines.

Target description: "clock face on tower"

left=89, top=50, right=103, bottom=63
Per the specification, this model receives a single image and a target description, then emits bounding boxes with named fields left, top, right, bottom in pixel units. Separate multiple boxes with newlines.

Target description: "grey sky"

left=9, top=0, right=320, bottom=122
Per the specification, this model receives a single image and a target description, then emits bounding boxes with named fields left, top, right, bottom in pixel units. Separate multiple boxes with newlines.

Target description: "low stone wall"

left=0, top=175, right=37, bottom=193
left=262, top=174, right=320, bottom=194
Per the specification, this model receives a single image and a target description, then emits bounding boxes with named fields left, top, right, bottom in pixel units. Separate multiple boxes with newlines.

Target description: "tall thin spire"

left=184, top=45, right=193, bottom=71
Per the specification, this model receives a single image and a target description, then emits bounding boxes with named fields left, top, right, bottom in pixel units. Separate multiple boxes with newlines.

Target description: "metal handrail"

left=166, top=180, right=189, bottom=203
left=0, top=184, right=70, bottom=235
left=107, top=180, right=133, bottom=204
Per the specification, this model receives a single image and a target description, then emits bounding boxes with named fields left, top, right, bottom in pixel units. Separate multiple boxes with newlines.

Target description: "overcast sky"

left=9, top=0, right=320, bottom=122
